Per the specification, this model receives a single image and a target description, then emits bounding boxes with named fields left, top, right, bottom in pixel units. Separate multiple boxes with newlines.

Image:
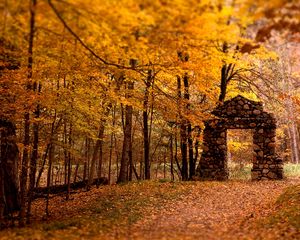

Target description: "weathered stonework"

left=196, top=95, right=283, bottom=180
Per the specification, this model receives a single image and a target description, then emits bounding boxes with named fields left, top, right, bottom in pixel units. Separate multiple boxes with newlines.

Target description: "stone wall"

left=196, top=95, right=283, bottom=180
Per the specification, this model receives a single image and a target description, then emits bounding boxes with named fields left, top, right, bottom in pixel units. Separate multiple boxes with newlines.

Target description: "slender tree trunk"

left=45, top=142, right=54, bottom=217
left=73, top=162, right=79, bottom=183
left=128, top=139, right=133, bottom=181
left=27, top=83, right=40, bottom=223
left=66, top=124, right=72, bottom=200
left=19, top=0, right=37, bottom=227
left=147, top=80, right=155, bottom=179
left=115, top=135, right=119, bottom=182
left=87, top=105, right=111, bottom=189
left=169, top=135, right=174, bottom=181
left=36, top=143, right=50, bottom=187
left=187, top=123, right=194, bottom=178
left=155, top=159, right=160, bottom=179
left=163, top=149, right=166, bottom=179
left=183, top=75, right=194, bottom=179
left=45, top=116, right=56, bottom=217
left=143, top=70, right=152, bottom=180
left=289, top=123, right=299, bottom=164
left=83, top=162, right=87, bottom=181
left=97, top=138, right=103, bottom=181
left=63, top=122, right=68, bottom=185
left=218, top=61, right=235, bottom=103
left=83, top=138, right=89, bottom=181
left=180, top=123, right=188, bottom=180
left=219, top=64, right=228, bottom=103
left=194, top=126, right=201, bottom=170
left=117, top=81, right=134, bottom=183
left=177, top=76, right=188, bottom=180
left=174, top=130, right=182, bottom=176
left=108, top=135, right=113, bottom=185
left=108, top=106, right=116, bottom=184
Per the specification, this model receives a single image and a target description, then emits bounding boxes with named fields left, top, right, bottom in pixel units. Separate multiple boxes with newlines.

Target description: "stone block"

left=244, top=104, right=250, bottom=109
left=257, top=151, right=263, bottom=157
left=219, top=145, right=226, bottom=150
left=262, top=169, right=269, bottom=174
left=253, top=144, right=260, bottom=151
left=251, top=171, right=260, bottom=180
left=268, top=142, right=276, bottom=148
left=267, top=172, right=277, bottom=179
left=253, top=110, right=261, bottom=115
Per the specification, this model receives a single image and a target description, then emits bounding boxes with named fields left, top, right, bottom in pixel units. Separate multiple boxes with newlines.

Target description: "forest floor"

left=0, top=178, right=299, bottom=240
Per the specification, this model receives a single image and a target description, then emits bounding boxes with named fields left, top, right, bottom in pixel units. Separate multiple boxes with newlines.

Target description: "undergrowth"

left=252, top=184, right=300, bottom=239
left=0, top=181, right=192, bottom=240
left=229, top=163, right=300, bottom=180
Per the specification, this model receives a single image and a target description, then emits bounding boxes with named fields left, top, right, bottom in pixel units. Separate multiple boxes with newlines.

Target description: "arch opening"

left=227, top=129, right=253, bottom=180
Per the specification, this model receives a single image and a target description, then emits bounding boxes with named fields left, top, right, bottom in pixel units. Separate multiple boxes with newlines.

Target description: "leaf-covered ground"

left=0, top=178, right=299, bottom=240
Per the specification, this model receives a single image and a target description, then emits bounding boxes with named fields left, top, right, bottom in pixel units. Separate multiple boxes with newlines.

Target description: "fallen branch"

left=33, top=177, right=108, bottom=199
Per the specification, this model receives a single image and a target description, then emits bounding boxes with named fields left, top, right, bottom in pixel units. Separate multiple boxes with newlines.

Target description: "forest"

left=0, top=0, right=300, bottom=239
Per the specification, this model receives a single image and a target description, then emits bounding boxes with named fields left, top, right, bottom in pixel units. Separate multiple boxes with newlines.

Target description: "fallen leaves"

left=0, top=179, right=299, bottom=239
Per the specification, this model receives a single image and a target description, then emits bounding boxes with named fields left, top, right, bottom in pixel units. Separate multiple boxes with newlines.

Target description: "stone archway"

left=196, top=95, right=283, bottom=180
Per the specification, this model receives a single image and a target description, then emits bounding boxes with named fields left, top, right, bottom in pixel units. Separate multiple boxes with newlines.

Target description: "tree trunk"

left=219, top=64, right=228, bottom=103
left=0, top=120, right=20, bottom=225
left=194, top=126, right=201, bottom=171
left=183, top=75, right=194, bottom=179
left=83, top=137, right=89, bottom=181
left=174, top=128, right=182, bottom=176
left=36, top=143, right=50, bottom=187
left=45, top=142, right=54, bottom=217
left=218, top=63, right=235, bottom=103
left=169, top=135, right=174, bottom=181
left=87, top=105, right=111, bottom=189
left=63, top=122, right=68, bottom=185
left=143, top=70, right=152, bottom=180
left=19, top=0, right=37, bottom=227
left=177, top=76, right=188, bottom=180
left=27, top=82, right=40, bottom=223
left=66, top=124, right=72, bottom=200
left=73, top=163, right=79, bottom=183
left=117, top=81, right=134, bottom=183
left=163, top=149, right=166, bottom=179
left=288, top=122, right=299, bottom=164
left=180, top=122, right=188, bottom=180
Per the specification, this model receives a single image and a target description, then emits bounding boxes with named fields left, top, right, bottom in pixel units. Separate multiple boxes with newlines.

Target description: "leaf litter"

left=0, top=178, right=299, bottom=240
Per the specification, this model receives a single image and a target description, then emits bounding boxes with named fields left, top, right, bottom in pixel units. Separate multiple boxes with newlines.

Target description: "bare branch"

left=48, top=0, right=136, bottom=70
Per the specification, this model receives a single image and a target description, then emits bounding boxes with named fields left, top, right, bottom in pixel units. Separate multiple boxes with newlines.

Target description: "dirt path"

left=128, top=179, right=300, bottom=240
left=0, top=179, right=299, bottom=240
